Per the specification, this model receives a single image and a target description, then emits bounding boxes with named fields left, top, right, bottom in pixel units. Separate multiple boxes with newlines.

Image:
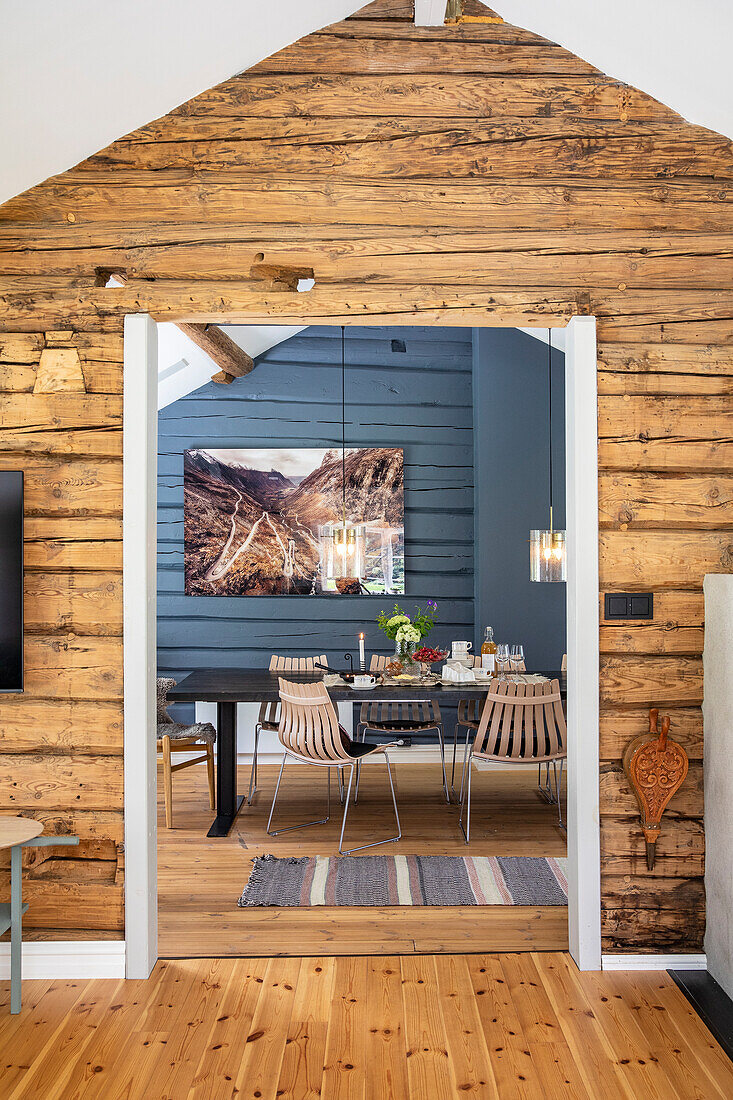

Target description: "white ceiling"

left=2, top=1, right=731, bottom=205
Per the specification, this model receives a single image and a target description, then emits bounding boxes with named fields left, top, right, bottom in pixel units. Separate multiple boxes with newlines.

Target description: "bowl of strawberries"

left=412, top=646, right=449, bottom=681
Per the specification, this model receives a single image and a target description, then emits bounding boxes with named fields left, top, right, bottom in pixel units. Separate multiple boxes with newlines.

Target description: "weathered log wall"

left=1, top=0, right=730, bottom=948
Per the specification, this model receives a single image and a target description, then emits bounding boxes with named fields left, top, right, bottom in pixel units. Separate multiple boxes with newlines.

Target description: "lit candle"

left=359, top=632, right=365, bottom=671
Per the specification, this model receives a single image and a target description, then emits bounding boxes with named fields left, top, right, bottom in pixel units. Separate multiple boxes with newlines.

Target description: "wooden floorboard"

left=157, top=762, right=568, bottom=957
left=2, top=953, right=732, bottom=1099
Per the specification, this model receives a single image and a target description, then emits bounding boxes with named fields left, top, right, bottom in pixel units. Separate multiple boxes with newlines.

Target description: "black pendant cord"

left=341, top=325, right=346, bottom=522
left=548, top=327, right=554, bottom=533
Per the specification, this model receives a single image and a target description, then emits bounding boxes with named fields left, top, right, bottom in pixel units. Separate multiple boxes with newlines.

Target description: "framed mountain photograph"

left=183, top=447, right=405, bottom=596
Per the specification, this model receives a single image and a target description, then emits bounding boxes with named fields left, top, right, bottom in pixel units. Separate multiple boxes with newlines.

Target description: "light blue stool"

left=1, top=819, right=78, bottom=1014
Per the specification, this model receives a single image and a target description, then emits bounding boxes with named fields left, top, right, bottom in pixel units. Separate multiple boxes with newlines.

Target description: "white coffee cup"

left=452, top=641, right=472, bottom=655
left=352, top=674, right=376, bottom=689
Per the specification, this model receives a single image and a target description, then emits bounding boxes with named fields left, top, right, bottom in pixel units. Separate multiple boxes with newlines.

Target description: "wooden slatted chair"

left=248, top=654, right=328, bottom=803
left=157, top=677, right=216, bottom=829
left=458, top=679, right=566, bottom=843
left=451, top=654, right=526, bottom=799
left=268, top=678, right=401, bottom=855
left=356, top=654, right=449, bottom=802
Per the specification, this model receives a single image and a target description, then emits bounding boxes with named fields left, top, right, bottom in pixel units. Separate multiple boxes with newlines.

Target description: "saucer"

left=350, top=682, right=377, bottom=690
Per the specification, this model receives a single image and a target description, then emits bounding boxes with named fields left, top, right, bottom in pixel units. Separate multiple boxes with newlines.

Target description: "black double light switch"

left=604, top=592, right=654, bottom=620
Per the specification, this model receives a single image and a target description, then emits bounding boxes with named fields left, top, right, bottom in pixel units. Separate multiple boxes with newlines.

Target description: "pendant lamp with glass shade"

left=530, top=329, right=567, bottom=583
left=321, top=327, right=364, bottom=583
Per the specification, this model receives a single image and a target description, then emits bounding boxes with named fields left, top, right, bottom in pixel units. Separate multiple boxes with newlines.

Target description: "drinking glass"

left=510, top=644, right=525, bottom=676
left=495, top=644, right=510, bottom=681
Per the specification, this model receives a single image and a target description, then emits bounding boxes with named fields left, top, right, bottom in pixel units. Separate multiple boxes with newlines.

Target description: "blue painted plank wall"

left=157, top=325, right=475, bottom=693
left=473, top=329, right=567, bottom=671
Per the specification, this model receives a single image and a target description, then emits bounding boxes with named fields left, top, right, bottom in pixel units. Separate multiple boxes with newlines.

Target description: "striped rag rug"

left=237, top=854, right=567, bottom=907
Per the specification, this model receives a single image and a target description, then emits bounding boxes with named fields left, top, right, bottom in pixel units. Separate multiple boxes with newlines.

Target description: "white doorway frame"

left=122, top=312, right=601, bottom=978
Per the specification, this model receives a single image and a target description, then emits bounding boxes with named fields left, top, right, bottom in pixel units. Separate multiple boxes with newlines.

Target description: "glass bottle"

left=481, top=626, right=497, bottom=671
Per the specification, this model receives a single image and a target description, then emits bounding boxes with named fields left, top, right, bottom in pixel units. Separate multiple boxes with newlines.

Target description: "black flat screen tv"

left=0, top=471, right=23, bottom=692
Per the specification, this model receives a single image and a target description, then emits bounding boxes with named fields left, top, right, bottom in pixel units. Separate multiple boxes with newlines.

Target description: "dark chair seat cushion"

left=344, top=739, right=384, bottom=759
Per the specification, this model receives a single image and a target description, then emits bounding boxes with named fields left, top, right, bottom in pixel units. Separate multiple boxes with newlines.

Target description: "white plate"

left=350, top=682, right=378, bottom=690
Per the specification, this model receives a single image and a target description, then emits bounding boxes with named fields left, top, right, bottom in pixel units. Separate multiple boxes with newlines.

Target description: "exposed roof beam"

left=415, top=1, right=504, bottom=27
left=157, top=324, right=305, bottom=409
left=175, top=323, right=254, bottom=385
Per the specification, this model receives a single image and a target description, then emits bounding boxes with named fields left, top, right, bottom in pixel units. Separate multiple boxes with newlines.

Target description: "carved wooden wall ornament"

left=623, top=709, right=689, bottom=870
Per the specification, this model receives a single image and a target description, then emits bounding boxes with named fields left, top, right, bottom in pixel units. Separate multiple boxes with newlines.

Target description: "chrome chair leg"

left=452, top=723, right=473, bottom=800
left=248, top=723, right=261, bottom=804
left=458, top=744, right=473, bottom=844
left=354, top=723, right=367, bottom=803
left=537, top=761, right=554, bottom=804
left=435, top=725, right=450, bottom=803
left=266, top=755, right=332, bottom=836
left=339, top=754, right=401, bottom=855
left=554, top=758, right=566, bottom=832
left=458, top=725, right=472, bottom=805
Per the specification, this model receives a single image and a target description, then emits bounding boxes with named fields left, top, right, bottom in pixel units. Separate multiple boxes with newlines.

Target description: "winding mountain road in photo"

left=205, top=491, right=264, bottom=582
left=205, top=490, right=300, bottom=584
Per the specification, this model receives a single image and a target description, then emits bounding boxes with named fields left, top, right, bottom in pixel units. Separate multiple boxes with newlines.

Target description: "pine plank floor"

left=2, top=952, right=731, bottom=1099
left=158, top=762, right=568, bottom=957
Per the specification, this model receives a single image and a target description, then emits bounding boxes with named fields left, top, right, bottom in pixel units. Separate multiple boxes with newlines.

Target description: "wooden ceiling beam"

left=175, top=322, right=255, bottom=384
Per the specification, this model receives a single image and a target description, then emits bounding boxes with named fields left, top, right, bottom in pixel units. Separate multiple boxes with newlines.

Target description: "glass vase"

left=395, top=638, right=419, bottom=672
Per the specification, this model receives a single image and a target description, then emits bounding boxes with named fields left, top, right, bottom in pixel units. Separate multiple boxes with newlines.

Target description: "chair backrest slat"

left=270, top=654, right=328, bottom=673
left=278, top=677, right=350, bottom=762
left=474, top=679, right=565, bottom=763
left=263, top=655, right=328, bottom=726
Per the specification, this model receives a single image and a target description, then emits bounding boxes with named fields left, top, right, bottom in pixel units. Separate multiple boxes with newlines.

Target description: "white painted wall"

left=0, top=0, right=360, bottom=203
left=123, top=315, right=159, bottom=979
left=3, top=2, right=733, bottom=206
left=703, top=574, right=733, bottom=999
left=564, top=316, right=601, bottom=970
left=496, top=0, right=733, bottom=139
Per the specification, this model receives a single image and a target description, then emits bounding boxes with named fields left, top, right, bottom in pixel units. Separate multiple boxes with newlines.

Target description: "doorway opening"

left=123, top=315, right=600, bottom=977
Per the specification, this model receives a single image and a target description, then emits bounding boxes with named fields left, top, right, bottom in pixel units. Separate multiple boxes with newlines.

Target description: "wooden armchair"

left=248, top=654, right=328, bottom=803
left=267, top=678, right=401, bottom=855
left=451, top=654, right=525, bottom=799
left=157, top=677, right=216, bottom=828
left=459, top=679, right=566, bottom=842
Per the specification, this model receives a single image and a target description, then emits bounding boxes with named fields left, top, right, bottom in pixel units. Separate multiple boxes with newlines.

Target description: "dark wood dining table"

left=168, top=668, right=567, bottom=837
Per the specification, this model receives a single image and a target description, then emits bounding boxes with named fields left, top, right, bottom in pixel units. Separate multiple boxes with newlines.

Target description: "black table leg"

left=207, top=700, right=245, bottom=837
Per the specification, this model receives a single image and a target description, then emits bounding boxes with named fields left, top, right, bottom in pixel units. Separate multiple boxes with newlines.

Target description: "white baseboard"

left=602, top=953, right=707, bottom=971
left=174, top=749, right=535, bottom=771
left=0, top=940, right=126, bottom=980
left=231, top=749, right=529, bottom=769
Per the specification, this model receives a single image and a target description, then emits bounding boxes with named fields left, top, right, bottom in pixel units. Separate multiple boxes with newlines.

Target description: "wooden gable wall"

left=1, top=0, right=731, bottom=950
